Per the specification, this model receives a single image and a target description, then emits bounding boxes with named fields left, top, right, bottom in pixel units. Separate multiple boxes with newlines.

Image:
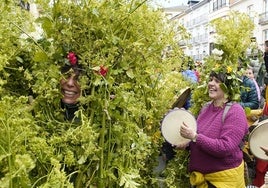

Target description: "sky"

left=154, top=0, right=188, bottom=8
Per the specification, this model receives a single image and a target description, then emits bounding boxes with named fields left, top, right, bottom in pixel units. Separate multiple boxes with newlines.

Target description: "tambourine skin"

left=249, top=119, right=268, bottom=161
left=161, top=108, right=197, bottom=146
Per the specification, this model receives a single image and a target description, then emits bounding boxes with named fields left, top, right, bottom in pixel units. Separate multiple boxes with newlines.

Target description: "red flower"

left=67, top=52, right=77, bottom=66
left=99, top=65, right=108, bottom=77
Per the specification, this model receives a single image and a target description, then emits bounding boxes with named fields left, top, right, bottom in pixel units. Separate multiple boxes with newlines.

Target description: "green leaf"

left=126, top=69, right=134, bottom=79
left=33, top=51, right=48, bottom=62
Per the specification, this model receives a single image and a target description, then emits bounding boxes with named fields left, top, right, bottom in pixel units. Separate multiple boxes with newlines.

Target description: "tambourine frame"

left=249, top=119, right=268, bottom=161
left=161, top=108, right=197, bottom=146
left=172, top=87, right=191, bottom=109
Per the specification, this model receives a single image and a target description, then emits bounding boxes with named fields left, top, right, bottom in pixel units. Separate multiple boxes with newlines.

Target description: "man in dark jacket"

left=237, top=74, right=260, bottom=186
left=240, top=75, right=259, bottom=110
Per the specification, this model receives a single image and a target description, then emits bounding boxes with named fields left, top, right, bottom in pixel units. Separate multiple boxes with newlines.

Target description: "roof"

left=162, top=5, right=188, bottom=12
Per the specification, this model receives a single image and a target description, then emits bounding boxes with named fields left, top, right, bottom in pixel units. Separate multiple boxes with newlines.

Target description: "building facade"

left=169, top=0, right=268, bottom=63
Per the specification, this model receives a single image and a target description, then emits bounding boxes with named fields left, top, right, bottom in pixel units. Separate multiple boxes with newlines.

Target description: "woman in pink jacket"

left=177, top=71, right=248, bottom=188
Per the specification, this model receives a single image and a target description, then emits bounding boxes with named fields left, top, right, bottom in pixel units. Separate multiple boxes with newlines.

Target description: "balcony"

left=259, top=12, right=268, bottom=25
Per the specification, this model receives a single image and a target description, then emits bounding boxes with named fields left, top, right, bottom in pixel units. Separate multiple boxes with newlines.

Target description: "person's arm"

left=260, top=146, right=268, bottom=156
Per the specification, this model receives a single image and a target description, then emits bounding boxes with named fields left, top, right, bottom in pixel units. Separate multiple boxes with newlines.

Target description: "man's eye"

left=74, top=74, right=80, bottom=81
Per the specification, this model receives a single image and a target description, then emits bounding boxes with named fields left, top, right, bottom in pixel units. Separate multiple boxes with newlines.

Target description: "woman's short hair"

left=209, top=71, right=227, bottom=84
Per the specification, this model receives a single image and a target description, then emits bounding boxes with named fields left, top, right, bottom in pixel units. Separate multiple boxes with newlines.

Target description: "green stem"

left=98, top=81, right=111, bottom=187
left=98, top=82, right=109, bottom=187
left=7, top=122, right=12, bottom=188
left=98, top=112, right=106, bottom=188
left=74, top=170, right=83, bottom=188
left=107, top=119, right=112, bottom=180
left=89, top=87, right=95, bottom=124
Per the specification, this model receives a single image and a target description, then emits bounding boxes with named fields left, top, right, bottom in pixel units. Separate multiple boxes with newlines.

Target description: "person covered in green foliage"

left=176, top=69, right=248, bottom=188
left=60, top=51, right=109, bottom=121
left=60, top=52, right=82, bottom=121
left=1, top=0, right=189, bottom=187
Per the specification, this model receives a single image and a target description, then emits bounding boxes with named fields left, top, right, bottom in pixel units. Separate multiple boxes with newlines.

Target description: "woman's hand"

left=180, top=122, right=197, bottom=140
left=173, top=142, right=189, bottom=150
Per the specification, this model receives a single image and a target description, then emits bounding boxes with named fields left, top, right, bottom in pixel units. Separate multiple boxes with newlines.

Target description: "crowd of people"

left=59, top=38, right=268, bottom=188
left=157, top=41, right=268, bottom=188
left=52, top=42, right=268, bottom=188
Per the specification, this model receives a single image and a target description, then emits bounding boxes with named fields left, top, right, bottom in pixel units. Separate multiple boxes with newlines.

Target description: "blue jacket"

left=240, top=76, right=259, bottom=109
left=182, top=70, right=198, bottom=83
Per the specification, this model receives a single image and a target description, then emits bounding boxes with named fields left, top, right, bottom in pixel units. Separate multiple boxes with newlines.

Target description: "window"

left=19, top=0, right=30, bottom=11
left=213, top=0, right=227, bottom=11
left=264, top=29, right=268, bottom=41
left=265, top=0, right=268, bottom=13
left=247, top=4, right=253, bottom=14
left=247, top=5, right=254, bottom=22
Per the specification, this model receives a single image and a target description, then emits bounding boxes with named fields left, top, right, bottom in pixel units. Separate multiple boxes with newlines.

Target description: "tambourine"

left=171, top=87, right=191, bottom=109
left=161, top=108, right=197, bottom=146
left=249, top=119, right=268, bottom=161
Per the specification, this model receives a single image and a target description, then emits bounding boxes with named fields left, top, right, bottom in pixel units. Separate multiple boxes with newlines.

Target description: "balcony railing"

left=212, top=2, right=227, bottom=11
